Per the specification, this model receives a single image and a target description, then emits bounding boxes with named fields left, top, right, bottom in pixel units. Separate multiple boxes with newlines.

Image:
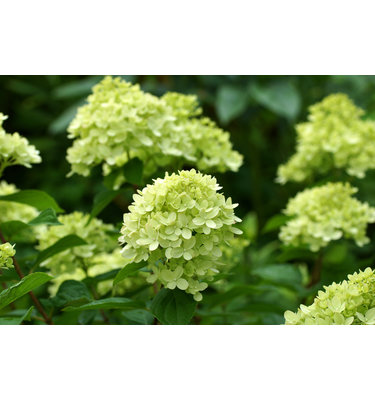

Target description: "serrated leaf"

left=262, top=214, right=293, bottom=234
left=0, top=273, right=52, bottom=310
left=63, top=297, right=143, bottom=312
left=33, top=234, right=87, bottom=267
left=0, top=190, right=64, bottom=213
left=123, top=158, right=143, bottom=185
left=114, top=261, right=147, bottom=285
left=28, top=208, right=62, bottom=226
left=150, top=289, right=196, bottom=325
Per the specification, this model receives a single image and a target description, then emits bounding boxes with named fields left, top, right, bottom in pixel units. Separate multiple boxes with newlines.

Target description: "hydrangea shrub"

left=0, top=113, right=41, bottom=177
left=66, top=76, right=243, bottom=185
left=284, top=268, right=375, bottom=325
left=279, top=182, right=375, bottom=251
left=119, top=169, right=242, bottom=301
left=277, top=94, right=375, bottom=184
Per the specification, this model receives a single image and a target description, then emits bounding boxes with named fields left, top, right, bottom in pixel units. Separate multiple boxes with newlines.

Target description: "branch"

left=307, top=251, right=323, bottom=288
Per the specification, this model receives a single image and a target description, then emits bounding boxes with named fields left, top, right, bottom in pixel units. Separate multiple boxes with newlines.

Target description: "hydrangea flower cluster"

left=0, top=113, right=41, bottom=176
left=36, top=212, right=117, bottom=294
left=0, top=242, right=15, bottom=269
left=277, top=94, right=375, bottom=184
left=119, top=169, right=242, bottom=301
left=279, top=182, right=375, bottom=252
left=67, top=76, right=242, bottom=185
left=284, top=267, right=375, bottom=325
left=0, top=181, right=38, bottom=224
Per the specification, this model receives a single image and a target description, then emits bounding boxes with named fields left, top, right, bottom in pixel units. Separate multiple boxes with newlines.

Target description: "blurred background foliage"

left=2, top=75, right=375, bottom=324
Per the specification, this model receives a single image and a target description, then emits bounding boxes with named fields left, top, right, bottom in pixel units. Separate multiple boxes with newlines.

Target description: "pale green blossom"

left=279, top=182, right=375, bottom=252
left=67, top=76, right=242, bottom=186
left=36, top=212, right=116, bottom=294
left=277, top=94, right=375, bottom=184
left=119, top=169, right=242, bottom=301
left=0, top=242, right=15, bottom=269
left=0, top=113, right=41, bottom=177
left=285, top=267, right=375, bottom=325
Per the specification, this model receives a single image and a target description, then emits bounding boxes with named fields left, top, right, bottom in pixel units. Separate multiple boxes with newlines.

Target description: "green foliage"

left=0, top=273, right=52, bottom=310
left=63, top=297, right=143, bottom=312
left=33, top=234, right=87, bottom=267
left=150, top=289, right=197, bottom=325
left=2, top=75, right=375, bottom=324
left=0, top=189, right=63, bottom=212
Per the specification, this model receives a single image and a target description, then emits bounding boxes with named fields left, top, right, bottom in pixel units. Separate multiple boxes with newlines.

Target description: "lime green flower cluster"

left=119, top=169, right=242, bottom=301
left=277, top=94, right=375, bottom=184
left=67, top=76, right=242, bottom=185
left=0, top=181, right=38, bottom=223
left=0, top=113, right=41, bottom=177
left=284, top=267, right=375, bottom=325
left=36, top=212, right=117, bottom=294
left=279, top=182, right=375, bottom=252
left=0, top=242, right=15, bottom=269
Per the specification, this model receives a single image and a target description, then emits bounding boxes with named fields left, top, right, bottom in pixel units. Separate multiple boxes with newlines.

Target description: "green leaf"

left=122, top=309, right=154, bottom=325
left=277, top=247, right=315, bottom=263
left=150, top=289, right=196, bottom=325
left=250, top=81, right=301, bottom=120
left=252, top=264, right=302, bottom=288
left=240, top=212, right=258, bottom=240
left=123, top=158, right=144, bottom=185
left=52, top=76, right=102, bottom=99
left=28, top=208, right=62, bottom=226
left=51, top=280, right=92, bottom=309
left=216, top=85, right=248, bottom=124
left=49, top=99, right=86, bottom=135
left=90, top=189, right=123, bottom=220
left=0, top=190, right=64, bottom=213
left=33, top=234, right=87, bottom=267
left=0, top=306, right=34, bottom=325
left=0, top=273, right=52, bottom=310
left=113, top=261, right=147, bottom=285
left=0, top=209, right=61, bottom=239
left=0, top=220, right=30, bottom=238
left=262, top=214, right=293, bottom=234
left=63, top=297, right=143, bottom=312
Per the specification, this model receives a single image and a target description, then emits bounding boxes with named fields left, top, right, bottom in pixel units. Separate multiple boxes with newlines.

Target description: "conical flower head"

left=277, top=94, right=375, bottom=184
left=285, top=267, right=375, bottom=325
left=119, top=169, right=242, bottom=300
left=67, top=76, right=242, bottom=186
left=279, top=182, right=375, bottom=252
